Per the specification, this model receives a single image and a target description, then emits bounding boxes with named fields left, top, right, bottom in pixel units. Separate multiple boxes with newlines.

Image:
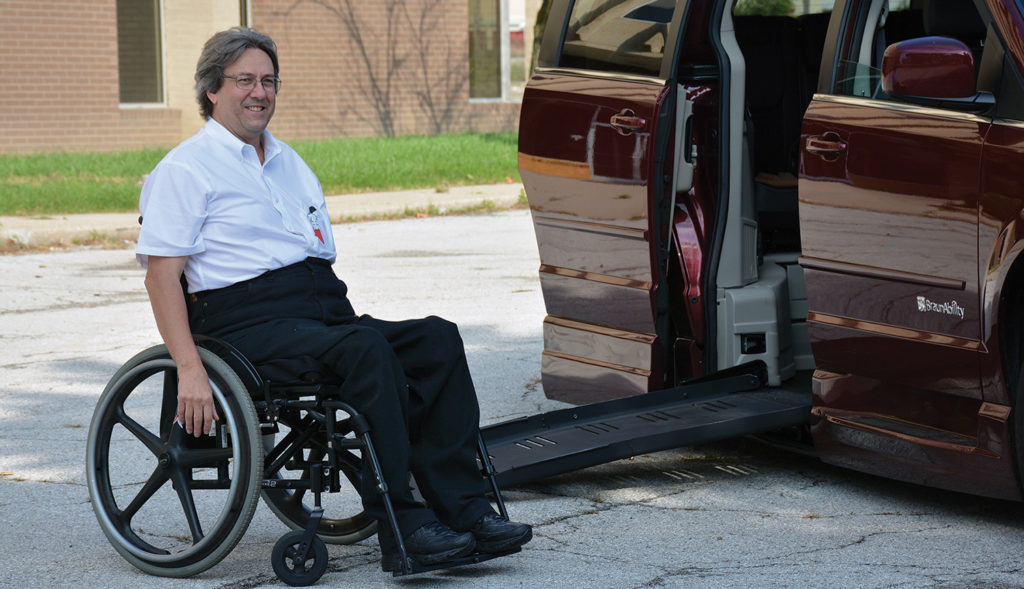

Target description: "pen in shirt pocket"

left=308, top=206, right=325, bottom=244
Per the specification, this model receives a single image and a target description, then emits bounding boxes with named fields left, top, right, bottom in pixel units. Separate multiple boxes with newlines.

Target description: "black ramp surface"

left=482, top=366, right=811, bottom=486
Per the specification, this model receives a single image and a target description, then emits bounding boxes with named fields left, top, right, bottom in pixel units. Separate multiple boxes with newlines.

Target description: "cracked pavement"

left=2, top=210, right=1024, bottom=588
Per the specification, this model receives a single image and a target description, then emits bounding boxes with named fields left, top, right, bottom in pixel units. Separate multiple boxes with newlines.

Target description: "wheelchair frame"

left=86, top=336, right=516, bottom=586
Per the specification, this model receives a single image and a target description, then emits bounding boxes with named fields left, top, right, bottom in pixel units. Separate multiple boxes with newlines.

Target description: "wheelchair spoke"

left=307, top=444, right=326, bottom=466
left=179, top=448, right=234, bottom=469
left=120, top=465, right=172, bottom=521
left=264, top=426, right=304, bottom=472
left=88, top=346, right=268, bottom=575
left=117, top=407, right=166, bottom=456
left=335, top=448, right=363, bottom=473
left=280, top=487, right=308, bottom=509
left=169, top=469, right=205, bottom=543
left=341, top=463, right=363, bottom=490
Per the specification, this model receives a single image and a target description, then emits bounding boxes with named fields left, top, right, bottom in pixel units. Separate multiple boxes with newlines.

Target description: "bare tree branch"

left=401, top=0, right=469, bottom=134
left=300, top=0, right=406, bottom=137
left=275, top=0, right=470, bottom=137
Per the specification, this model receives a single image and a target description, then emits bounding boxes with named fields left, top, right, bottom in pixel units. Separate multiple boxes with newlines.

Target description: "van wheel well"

left=999, top=257, right=1024, bottom=492
left=1000, top=261, right=1024, bottom=400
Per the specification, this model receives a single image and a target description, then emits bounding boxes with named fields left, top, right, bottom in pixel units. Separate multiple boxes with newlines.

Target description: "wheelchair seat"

left=86, top=336, right=517, bottom=586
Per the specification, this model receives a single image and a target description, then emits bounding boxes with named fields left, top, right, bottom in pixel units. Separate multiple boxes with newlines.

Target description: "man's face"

left=207, top=47, right=277, bottom=147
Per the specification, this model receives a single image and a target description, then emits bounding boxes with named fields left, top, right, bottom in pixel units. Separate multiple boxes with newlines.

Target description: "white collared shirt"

left=136, top=119, right=337, bottom=292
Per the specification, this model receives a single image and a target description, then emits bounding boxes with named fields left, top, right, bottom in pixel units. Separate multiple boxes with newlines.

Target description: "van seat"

left=733, top=15, right=802, bottom=176
left=924, top=0, right=984, bottom=41
left=883, top=9, right=926, bottom=46
left=733, top=14, right=824, bottom=253
left=797, top=12, right=831, bottom=105
left=923, top=0, right=985, bottom=66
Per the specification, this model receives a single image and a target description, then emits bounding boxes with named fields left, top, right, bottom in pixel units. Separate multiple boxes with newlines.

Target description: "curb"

left=0, top=183, right=525, bottom=248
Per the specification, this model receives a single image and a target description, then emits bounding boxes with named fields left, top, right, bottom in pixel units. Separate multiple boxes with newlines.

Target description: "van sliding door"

left=518, top=0, right=684, bottom=403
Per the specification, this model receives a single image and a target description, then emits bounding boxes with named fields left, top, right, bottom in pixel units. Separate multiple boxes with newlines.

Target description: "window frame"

left=117, top=0, right=167, bottom=107
left=533, top=0, right=686, bottom=82
left=469, top=0, right=513, bottom=102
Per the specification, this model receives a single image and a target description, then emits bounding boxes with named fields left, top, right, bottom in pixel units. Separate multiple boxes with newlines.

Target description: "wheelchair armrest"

left=194, top=334, right=264, bottom=395
left=169, top=271, right=268, bottom=398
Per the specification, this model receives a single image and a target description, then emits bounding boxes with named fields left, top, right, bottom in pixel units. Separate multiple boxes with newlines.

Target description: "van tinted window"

left=559, top=0, right=676, bottom=76
left=834, top=1, right=983, bottom=100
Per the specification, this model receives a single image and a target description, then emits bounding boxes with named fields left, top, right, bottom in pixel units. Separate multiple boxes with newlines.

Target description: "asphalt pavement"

left=2, top=197, right=1024, bottom=588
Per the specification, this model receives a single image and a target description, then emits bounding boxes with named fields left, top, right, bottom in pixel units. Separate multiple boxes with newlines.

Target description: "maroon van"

left=518, top=0, right=1024, bottom=500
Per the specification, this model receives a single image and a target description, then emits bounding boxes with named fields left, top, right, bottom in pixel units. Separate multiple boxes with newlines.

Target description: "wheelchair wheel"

left=261, top=410, right=377, bottom=545
left=86, top=345, right=263, bottom=577
left=271, top=530, right=329, bottom=586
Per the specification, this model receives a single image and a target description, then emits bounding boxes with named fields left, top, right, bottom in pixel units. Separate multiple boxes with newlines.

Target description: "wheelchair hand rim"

left=86, top=358, right=253, bottom=564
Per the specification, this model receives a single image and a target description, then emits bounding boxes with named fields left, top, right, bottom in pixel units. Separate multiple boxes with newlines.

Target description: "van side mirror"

left=881, top=36, right=994, bottom=112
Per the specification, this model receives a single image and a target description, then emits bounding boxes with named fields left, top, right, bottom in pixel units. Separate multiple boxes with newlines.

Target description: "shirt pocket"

left=306, top=204, right=333, bottom=251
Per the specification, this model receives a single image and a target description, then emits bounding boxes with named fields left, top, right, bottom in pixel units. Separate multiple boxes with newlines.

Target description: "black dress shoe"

left=469, top=513, right=533, bottom=553
left=380, top=522, right=476, bottom=572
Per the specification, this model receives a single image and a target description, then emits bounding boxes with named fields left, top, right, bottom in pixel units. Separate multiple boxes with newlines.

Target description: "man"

left=135, top=27, right=531, bottom=572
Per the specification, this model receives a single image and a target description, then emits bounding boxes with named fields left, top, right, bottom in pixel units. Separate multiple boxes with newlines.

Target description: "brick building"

left=0, top=0, right=526, bottom=154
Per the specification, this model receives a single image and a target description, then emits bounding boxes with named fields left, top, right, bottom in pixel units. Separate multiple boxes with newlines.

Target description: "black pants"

left=188, top=258, right=493, bottom=536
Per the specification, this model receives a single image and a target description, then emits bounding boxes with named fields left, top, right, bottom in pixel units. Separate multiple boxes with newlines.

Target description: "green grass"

left=0, top=132, right=520, bottom=216
left=294, top=132, right=519, bottom=195
left=0, top=149, right=167, bottom=216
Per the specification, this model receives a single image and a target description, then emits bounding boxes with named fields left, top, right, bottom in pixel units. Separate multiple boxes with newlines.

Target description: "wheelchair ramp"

left=481, top=364, right=811, bottom=487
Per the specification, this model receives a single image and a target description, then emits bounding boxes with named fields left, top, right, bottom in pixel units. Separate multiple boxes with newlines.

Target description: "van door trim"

left=812, top=93, right=992, bottom=124
left=808, top=311, right=982, bottom=351
left=532, top=66, right=668, bottom=85
left=799, top=256, right=967, bottom=290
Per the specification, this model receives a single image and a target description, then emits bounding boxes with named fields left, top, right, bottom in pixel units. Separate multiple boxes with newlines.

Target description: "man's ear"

left=206, top=90, right=218, bottom=106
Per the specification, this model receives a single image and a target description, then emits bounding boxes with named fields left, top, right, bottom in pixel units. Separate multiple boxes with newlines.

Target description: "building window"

left=117, top=0, right=164, bottom=104
left=469, top=0, right=503, bottom=98
left=509, top=1, right=526, bottom=98
left=470, top=0, right=527, bottom=100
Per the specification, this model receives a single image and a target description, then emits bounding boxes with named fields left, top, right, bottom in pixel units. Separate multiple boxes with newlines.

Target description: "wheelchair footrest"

left=390, top=547, right=522, bottom=577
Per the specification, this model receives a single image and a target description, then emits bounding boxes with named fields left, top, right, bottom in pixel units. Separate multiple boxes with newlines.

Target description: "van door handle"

left=610, top=109, right=646, bottom=135
left=805, top=133, right=848, bottom=160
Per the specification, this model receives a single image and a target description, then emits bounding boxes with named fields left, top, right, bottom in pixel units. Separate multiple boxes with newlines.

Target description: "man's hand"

left=176, top=362, right=219, bottom=437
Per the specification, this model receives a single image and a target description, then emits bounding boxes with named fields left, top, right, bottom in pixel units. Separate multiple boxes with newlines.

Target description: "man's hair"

left=195, top=27, right=279, bottom=120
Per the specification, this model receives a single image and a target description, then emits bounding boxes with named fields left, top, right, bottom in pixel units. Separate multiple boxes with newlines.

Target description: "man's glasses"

left=223, top=75, right=281, bottom=93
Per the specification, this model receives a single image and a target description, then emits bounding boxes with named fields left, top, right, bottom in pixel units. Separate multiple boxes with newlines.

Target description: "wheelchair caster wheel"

left=272, top=530, right=329, bottom=586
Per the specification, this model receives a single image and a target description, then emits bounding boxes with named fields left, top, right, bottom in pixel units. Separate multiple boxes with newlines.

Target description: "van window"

left=733, top=0, right=834, bottom=17
left=832, top=0, right=990, bottom=100
left=558, top=0, right=676, bottom=76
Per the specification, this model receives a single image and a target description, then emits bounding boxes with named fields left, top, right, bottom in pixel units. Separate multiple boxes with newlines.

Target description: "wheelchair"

left=85, top=335, right=516, bottom=586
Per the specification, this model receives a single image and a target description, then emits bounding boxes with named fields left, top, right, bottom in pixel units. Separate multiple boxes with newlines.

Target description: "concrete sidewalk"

left=0, top=182, right=525, bottom=248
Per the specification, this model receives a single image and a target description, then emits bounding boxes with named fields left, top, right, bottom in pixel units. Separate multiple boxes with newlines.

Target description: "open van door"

left=518, top=0, right=687, bottom=403
left=797, top=0, right=1005, bottom=494
left=800, top=0, right=985, bottom=407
